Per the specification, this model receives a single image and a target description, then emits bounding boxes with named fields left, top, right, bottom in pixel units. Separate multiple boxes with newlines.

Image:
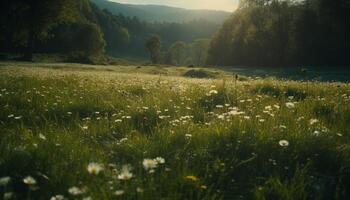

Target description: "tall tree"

left=192, top=39, right=210, bottom=66
left=71, top=23, right=106, bottom=60
left=167, top=41, right=186, bottom=66
left=145, top=35, right=161, bottom=64
left=1, top=0, right=77, bottom=60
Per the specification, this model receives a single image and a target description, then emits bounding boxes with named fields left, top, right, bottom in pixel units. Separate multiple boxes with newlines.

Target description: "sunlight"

left=111, top=0, right=238, bottom=11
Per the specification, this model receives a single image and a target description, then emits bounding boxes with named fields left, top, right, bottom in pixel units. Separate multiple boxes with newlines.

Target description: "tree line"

left=0, top=0, right=219, bottom=64
left=207, top=0, right=350, bottom=67
left=145, top=36, right=210, bottom=66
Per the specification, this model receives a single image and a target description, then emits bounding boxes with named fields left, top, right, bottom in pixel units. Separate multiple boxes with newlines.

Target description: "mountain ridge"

left=90, top=0, right=231, bottom=23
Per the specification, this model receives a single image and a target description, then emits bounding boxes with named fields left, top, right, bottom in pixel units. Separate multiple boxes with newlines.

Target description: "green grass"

left=0, top=62, right=349, bottom=200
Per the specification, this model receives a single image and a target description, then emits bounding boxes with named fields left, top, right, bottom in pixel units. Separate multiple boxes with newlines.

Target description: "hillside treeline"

left=207, top=0, right=350, bottom=67
left=0, top=0, right=219, bottom=63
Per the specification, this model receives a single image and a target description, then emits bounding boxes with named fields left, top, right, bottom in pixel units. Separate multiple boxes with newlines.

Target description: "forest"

left=1, top=0, right=350, bottom=67
left=0, top=0, right=220, bottom=65
left=207, top=0, right=350, bottom=67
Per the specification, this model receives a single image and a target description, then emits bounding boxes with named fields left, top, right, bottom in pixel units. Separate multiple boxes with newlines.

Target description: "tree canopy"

left=145, top=35, right=162, bottom=64
left=207, top=0, right=350, bottom=67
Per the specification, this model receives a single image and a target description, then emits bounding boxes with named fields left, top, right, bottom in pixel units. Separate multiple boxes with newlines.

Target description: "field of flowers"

left=0, top=63, right=350, bottom=200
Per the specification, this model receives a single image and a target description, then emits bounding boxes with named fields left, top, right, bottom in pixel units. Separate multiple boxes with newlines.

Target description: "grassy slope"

left=0, top=62, right=350, bottom=200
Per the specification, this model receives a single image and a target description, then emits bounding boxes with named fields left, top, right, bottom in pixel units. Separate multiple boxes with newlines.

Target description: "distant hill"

left=90, top=0, right=231, bottom=23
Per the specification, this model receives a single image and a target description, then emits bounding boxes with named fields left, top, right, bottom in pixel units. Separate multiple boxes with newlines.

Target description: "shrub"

left=183, top=69, right=215, bottom=79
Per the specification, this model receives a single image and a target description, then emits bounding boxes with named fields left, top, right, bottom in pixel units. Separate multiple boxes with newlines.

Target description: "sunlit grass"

left=0, top=63, right=349, bottom=199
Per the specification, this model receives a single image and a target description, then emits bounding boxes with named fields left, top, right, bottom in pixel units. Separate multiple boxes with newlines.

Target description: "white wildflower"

left=68, top=187, right=84, bottom=196
left=114, top=190, right=124, bottom=196
left=14, top=116, right=22, bottom=120
left=209, top=90, right=218, bottom=95
left=0, top=177, right=11, bottom=186
left=155, top=157, right=165, bottom=164
left=4, top=192, right=13, bottom=200
left=50, top=195, right=65, bottom=200
left=39, top=134, right=47, bottom=140
left=274, top=105, right=280, bottom=109
left=87, top=163, right=104, bottom=175
left=23, top=176, right=36, bottom=185
left=137, top=187, right=144, bottom=193
left=143, top=159, right=158, bottom=171
left=309, top=119, right=319, bottom=125
left=279, top=125, right=287, bottom=129
left=312, top=130, right=321, bottom=137
left=285, top=102, right=295, bottom=109
left=117, top=165, right=133, bottom=181
left=279, top=140, right=289, bottom=147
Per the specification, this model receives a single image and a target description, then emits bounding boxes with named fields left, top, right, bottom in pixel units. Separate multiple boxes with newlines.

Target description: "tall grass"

left=0, top=64, right=349, bottom=200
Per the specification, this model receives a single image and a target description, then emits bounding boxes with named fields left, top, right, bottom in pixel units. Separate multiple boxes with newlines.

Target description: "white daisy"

left=143, top=159, right=158, bottom=171
left=23, top=176, right=36, bottom=185
left=87, top=163, right=104, bottom=175
left=279, top=140, right=289, bottom=147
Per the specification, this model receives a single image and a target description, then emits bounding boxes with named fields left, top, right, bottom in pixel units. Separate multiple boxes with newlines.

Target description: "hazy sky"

left=110, top=0, right=239, bottom=12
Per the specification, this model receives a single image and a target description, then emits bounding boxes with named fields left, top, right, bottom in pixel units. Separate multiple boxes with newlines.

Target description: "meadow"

left=0, top=62, right=350, bottom=200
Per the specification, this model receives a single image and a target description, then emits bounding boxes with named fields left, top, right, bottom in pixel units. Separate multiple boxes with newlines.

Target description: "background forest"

left=1, top=0, right=350, bottom=67
left=208, top=0, right=350, bottom=67
left=0, top=0, right=223, bottom=65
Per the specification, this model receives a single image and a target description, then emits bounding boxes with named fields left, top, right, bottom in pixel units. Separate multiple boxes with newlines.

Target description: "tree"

left=72, top=23, right=106, bottom=58
left=1, top=0, right=78, bottom=60
left=192, top=39, right=210, bottom=66
left=145, top=35, right=161, bottom=64
left=167, top=41, right=186, bottom=66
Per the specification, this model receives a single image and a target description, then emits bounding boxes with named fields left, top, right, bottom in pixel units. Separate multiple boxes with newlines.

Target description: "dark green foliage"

left=0, top=0, right=107, bottom=61
left=0, top=0, right=222, bottom=63
left=207, top=0, right=350, bottom=67
left=253, top=83, right=307, bottom=100
left=254, top=167, right=311, bottom=200
left=128, top=86, right=147, bottom=97
left=191, top=39, right=211, bottom=66
left=131, top=109, right=160, bottom=135
left=0, top=0, right=222, bottom=62
left=313, top=104, right=336, bottom=122
left=285, top=87, right=307, bottom=101
left=109, top=16, right=221, bottom=59
left=165, top=41, right=187, bottom=66
left=68, top=23, right=105, bottom=63
left=183, top=70, right=215, bottom=79
left=0, top=0, right=79, bottom=60
left=145, top=35, right=162, bottom=64
left=254, top=84, right=282, bottom=97
left=196, top=87, right=228, bottom=111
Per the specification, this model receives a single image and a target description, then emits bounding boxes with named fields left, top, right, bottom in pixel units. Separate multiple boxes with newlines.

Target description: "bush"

left=183, top=69, right=215, bottom=79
